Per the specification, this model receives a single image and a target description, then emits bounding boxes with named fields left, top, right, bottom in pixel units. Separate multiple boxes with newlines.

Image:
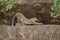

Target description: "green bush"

left=51, top=0, right=60, bottom=17
left=0, top=0, right=19, bottom=16
left=50, top=0, right=60, bottom=23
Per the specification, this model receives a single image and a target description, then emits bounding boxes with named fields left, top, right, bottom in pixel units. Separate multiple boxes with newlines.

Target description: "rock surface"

left=0, top=24, right=60, bottom=40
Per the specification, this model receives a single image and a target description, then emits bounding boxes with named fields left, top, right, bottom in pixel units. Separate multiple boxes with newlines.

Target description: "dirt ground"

left=0, top=24, right=60, bottom=40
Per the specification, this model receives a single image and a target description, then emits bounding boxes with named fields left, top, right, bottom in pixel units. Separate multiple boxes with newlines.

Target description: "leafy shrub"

left=51, top=0, right=60, bottom=17
left=50, top=0, right=60, bottom=23
left=0, top=0, right=19, bottom=16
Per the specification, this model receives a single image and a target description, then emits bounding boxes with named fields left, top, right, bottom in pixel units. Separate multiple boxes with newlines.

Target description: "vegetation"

left=51, top=0, right=60, bottom=17
left=0, top=0, right=19, bottom=16
left=50, top=0, right=60, bottom=23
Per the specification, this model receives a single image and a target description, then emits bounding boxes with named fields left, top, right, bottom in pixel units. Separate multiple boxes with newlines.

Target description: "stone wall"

left=0, top=24, right=60, bottom=40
